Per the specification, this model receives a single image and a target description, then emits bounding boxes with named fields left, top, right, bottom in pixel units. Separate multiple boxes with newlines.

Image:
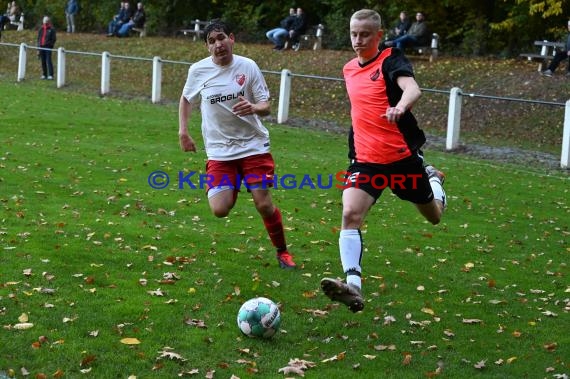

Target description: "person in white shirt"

left=178, top=19, right=296, bottom=269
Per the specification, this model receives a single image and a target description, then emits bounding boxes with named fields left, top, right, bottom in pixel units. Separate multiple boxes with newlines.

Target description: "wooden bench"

left=178, top=19, right=209, bottom=41
left=284, top=24, right=325, bottom=51
left=409, top=33, right=440, bottom=62
left=297, top=24, right=325, bottom=50
left=132, top=25, right=146, bottom=37
left=520, top=40, right=565, bottom=71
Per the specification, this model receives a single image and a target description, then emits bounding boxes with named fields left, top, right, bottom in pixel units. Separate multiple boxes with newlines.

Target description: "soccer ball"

left=237, top=297, right=281, bottom=338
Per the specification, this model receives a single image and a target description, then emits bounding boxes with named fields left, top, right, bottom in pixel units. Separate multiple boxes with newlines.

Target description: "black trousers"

left=39, top=49, right=54, bottom=77
left=547, top=50, right=570, bottom=72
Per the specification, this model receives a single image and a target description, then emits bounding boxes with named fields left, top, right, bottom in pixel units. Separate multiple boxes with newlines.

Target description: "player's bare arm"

left=233, top=96, right=270, bottom=117
left=178, top=95, right=197, bottom=152
left=384, top=76, right=422, bottom=122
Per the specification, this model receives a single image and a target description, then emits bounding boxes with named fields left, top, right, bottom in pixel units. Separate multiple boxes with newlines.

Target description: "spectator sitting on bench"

left=540, top=20, right=570, bottom=77
left=1, top=1, right=20, bottom=29
left=289, top=7, right=308, bottom=51
left=388, top=11, right=411, bottom=40
left=107, top=1, right=132, bottom=37
left=7, top=1, right=20, bottom=23
left=117, top=1, right=145, bottom=37
left=266, top=7, right=296, bottom=51
left=385, top=11, right=430, bottom=50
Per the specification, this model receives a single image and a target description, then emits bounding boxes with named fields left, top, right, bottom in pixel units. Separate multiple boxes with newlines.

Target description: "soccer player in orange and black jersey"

left=321, top=9, right=447, bottom=312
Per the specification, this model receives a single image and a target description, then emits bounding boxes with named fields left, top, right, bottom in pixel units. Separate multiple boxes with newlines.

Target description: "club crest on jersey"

left=235, top=74, right=246, bottom=85
left=370, top=69, right=380, bottom=81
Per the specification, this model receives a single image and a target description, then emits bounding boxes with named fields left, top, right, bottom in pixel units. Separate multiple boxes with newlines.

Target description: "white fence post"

left=57, top=47, right=66, bottom=88
left=101, top=51, right=111, bottom=95
left=446, top=87, right=463, bottom=150
left=277, top=69, right=292, bottom=124
left=17, top=43, right=27, bottom=82
left=561, top=99, right=570, bottom=169
left=152, top=56, right=162, bottom=103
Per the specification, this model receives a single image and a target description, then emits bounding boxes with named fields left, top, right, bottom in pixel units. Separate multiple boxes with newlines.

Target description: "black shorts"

left=341, top=153, right=434, bottom=204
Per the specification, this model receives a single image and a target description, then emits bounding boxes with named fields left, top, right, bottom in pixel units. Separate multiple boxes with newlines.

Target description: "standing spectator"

left=178, top=19, right=297, bottom=269
left=320, top=9, right=447, bottom=312
left=65, top=0, right=79, bottom=33
left=117, top=1, right=145, bottom=37
left=540, top=20, right=570, bottom=77
left=37, top=15, right=56, bottom=80
left=385, top=11, right=430, bottom=49
left=107, top=1, right=132, bottom=36
left=290, top=7, right=308, bottom=51
left=266, top=8, right=296, bottom=51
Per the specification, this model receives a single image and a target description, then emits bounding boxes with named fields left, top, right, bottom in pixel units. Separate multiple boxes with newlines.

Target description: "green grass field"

left=1, top=82, right=569, bottom=378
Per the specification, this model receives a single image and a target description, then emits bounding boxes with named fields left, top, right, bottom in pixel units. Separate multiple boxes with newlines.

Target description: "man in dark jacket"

left=37, top=16, right=56, bottom=80
left=541, top=20, right=570, bottom=77
left=385, top=11, right=430, bottom=49
left=289, top=7, right=308, bottom=51
left=107, top=2, right=133, bottom=36
left=266, top=8, right=296, bottom=50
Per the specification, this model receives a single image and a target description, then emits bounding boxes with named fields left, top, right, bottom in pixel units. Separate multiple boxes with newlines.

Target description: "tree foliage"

left=12, top=0, right=570, bottom=55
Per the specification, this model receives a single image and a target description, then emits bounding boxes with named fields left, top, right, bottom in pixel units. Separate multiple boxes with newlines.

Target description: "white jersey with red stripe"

left=182, top=54, right=271, bottom=161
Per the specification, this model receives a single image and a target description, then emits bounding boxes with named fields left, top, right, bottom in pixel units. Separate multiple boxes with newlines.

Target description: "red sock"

left=263, top=208, right=287, bottom=253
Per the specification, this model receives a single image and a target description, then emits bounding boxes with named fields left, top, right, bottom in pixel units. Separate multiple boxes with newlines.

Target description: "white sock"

left=339, top=229, right=362, bottom=289
left=429, top=178, right=446, bottom=205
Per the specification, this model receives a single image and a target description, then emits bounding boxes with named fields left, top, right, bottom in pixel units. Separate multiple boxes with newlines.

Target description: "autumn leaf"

left=157, top=349, right=187, bottom=362
left=12, top=323, right=34, bottom=330
left=374, top=344, right=396, bottom=351
left=321, top=351, right=345, bottom=363
left=278, top=366, right=305, bottom=376
left=184, top=318, right=207, bottom=328
left=462, top=318, right=483, bottom=324
left=120, top=337, right=141, bottom=345
left=543, top=342, right=557, bottom=351
left=474, top=360, right=486, bottom=369
left=402, top=353, right=412, bottom=366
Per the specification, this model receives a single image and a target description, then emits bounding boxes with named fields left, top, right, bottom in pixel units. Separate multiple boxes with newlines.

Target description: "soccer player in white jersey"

left=178, top=19, right=296, bottom=269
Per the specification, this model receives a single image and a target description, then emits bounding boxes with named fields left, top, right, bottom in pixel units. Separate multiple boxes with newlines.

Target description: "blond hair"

left=350, top=9, right=382, bottom=31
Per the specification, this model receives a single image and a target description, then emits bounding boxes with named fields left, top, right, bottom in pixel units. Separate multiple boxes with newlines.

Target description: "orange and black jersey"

left=344, top=47, right=425, bottom=164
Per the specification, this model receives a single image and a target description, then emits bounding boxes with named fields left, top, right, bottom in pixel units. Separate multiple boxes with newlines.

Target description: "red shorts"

left=205, top=153, right=275, bottom=193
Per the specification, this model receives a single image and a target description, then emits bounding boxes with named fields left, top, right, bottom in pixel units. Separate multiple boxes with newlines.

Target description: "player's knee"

left=342, top=207, right=364, bottom=227
left=212, top=207, right=230, bottom=218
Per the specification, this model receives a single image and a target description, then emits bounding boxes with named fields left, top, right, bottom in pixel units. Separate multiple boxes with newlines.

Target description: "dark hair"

left=203, top=19, right=232, bottom=42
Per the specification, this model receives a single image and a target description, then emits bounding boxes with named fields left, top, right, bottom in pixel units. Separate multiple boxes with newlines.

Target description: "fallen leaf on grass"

left=462, top=318, right=483, bottom=324
left=157, top=349, right=187, bottom=362
left=321, top=351, right=346, bottom=363
left=301, top=308, right=328, bottom=317
left=12, top=323, right=34, bottom=330
left=184, top=318, right=207, bottom=328
left=474, top=360, right=486, bottom=369
left=278, top=366, right=305, bottom=376
left=402, top=353, right=412, bottom=366
left=120, top=337, right=141, bottom=345
left=543, top=342, right=557, bottom=351
left=374, top=344, right=396, bottom=351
